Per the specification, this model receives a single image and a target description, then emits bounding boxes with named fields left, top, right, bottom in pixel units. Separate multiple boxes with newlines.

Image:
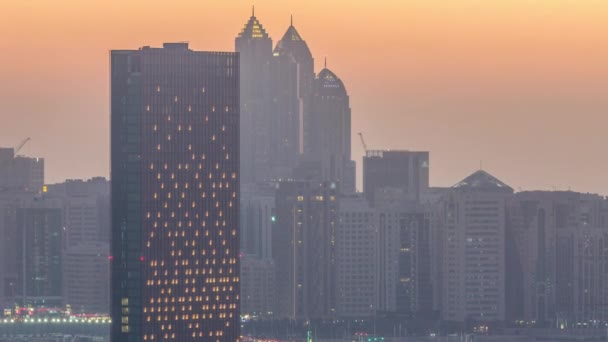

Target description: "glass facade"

left=111, top=43, right=239, bottom=342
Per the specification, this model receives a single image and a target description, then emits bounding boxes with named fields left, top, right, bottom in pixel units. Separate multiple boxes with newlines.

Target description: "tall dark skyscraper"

left=270, top=18, right=315, bottom=180
left=236, top=8, right=273, bottom=184
left=363, top=150, right=429, bottom=206
left=16, top=198, right=63, bottom=306
left=307, top=65, right=355, bottom=193
left=273, top=181, right=338, bottom=319
left=111, top=43, right=240, bottom=342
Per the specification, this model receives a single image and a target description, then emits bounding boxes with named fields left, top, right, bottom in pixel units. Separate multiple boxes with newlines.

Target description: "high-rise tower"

left=270, top=18, right=315, bottom=180
left=438, top=170, right=512, bottom=323
left=273, top=180, right=338, bottom=319
left=307, top=65, right=355, bottom=193
left=236, top=7, right=273, bottom=184
left=111, top=43, right=240, bottom=342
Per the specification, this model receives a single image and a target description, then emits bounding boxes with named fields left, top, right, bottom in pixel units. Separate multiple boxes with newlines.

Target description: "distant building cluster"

left=0, top=148, right=110, bottom=315
left=235, top=10, right=608, bottom=331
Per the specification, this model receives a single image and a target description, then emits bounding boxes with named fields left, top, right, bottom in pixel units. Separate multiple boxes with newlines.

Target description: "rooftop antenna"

left=324, top=56, right=327, bottom=68
left=291, top=14, right=293, bottom=26
left=252, top=5, right=254, bottom=17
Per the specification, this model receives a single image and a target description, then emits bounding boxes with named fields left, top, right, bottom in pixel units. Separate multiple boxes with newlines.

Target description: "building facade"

left=363, top=150, right=429, bottom=206
left=438, top=170, right=512, bottom=323
left=111, top=43, right=240, bottom=341
left=240, top=254, right=275, bottom=316
left=0, top=148, right=44, bottom=193
left=272, top=181, right=338, bottom=319
left=269, top=21, right=314, bottom=180
left=47, top=178, right=110, bottom=247
left=15, top=198, right=64, bottom=306
left=306, top=67, right=355, bottom=194
left=236, top=9, right=274, bottom=184
left=63, top=242, right=110, bottom=314
left=507, top=191, right=608, bottom=326
left=336, top=195, right=377, bottom=318
left=240, top=183, right=275, bottom=259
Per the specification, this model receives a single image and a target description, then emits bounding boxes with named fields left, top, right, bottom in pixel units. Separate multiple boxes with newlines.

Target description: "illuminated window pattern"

left=112, top=43, right=240, bottom=342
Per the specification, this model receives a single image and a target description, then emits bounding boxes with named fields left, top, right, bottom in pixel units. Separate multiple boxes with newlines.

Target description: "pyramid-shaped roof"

left=281, top=25, right=302, bottom=42
left=238, top=9, right=269, bottom=40
left=273, top=17, right=313, bottom=61
left=452, top=170, right=513, bottom=193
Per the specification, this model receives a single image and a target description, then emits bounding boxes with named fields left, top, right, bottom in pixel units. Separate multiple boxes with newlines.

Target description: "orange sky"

left=1, top=0, right=607, bottom=194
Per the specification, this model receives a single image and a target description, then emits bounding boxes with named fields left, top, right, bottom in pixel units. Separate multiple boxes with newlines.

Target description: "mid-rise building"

left=240, top=183, right=275, bottom=258
left=336, top=195, right=377, bottom=318
left=63, top=242, right=110, bottom=314
left=363, top=150, right=429, bottom=206
left=46, top=178, right=110, bottom=247
left=240, top=254, right=275, bottom=316
left=111, top=42, right=240, bottom=341
left=438, top=170, right=512, bottom=323
left=0, top=147, right=44, bottom=193
left=15, top=197, right=64, bottom=306
left=0, top=148, right=44, bottom=308
left=272, top=181, right=338, bottom=319
left=375, top=191, right=433, bottom=316
left=507, top=191, right=608, bottom=326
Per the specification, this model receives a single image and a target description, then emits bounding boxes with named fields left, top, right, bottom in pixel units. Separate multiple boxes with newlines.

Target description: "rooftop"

left=452, top=170, right=513, bottom=193
left=238, top=7, right=269, bottom=40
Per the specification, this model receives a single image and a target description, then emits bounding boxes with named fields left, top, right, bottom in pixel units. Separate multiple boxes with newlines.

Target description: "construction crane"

left=0, top=137, right=31, bottom=171
left=358, top=132, right=368, bottom=154
left=14, top=137, right=31, bottom=156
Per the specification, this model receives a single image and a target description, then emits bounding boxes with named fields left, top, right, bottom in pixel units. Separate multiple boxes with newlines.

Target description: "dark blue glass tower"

left=111, top=43, right=240, bottom=342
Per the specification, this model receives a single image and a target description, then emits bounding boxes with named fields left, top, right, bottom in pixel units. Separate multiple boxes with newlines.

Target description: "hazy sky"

left=1, top=0, right=607, bottom=194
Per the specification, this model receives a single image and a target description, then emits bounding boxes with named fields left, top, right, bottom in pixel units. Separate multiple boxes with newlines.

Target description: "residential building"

left=272, top=181, right=338, bottom=319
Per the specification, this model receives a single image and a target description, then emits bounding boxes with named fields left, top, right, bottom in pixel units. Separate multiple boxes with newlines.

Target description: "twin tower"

left=236, top=9, right=355, bottom=193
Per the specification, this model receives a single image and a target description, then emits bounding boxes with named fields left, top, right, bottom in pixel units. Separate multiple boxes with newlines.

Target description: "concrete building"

left=240, top=254, right=275, bottom=316
left=507, top=191, right=608, bottom=326
left=0, top=147, right=44, bottom=193
left=438, top=170, right=513, bottom=323
left=240, top=183, right=275, bottom=259
left=272, top=181, right=338, bottom=319
left=375, top=192, right=433, bottom=316
left=46, top=178, right=110, bottom=247
left=363, top=150, right=429, bottom=206
left=15, top=197, right=64, bottom=306
left=63, top=242, right=109, bottom=314
left=0, top=190, right=37, bottom=308
left=336, top=195, right=377, bottom=318
left=111, top=42, right=240, bottom=341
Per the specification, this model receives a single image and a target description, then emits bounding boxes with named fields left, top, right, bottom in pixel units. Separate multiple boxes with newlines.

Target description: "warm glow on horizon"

left=1, top=0, right=607, bottom=193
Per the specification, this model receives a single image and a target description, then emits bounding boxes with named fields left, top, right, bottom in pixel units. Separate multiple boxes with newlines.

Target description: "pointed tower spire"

left=252, top=5, right=255, bottom=17
left=290, top=14, right=293, bottom=26
left=324, top=56, right=327, bottom=68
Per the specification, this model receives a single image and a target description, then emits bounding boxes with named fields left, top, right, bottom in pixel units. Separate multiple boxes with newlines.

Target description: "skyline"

left=1, top=0, right=607, bottom=194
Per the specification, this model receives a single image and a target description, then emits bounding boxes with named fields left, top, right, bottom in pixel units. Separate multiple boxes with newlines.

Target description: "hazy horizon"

left=1, top=0, right=607, bottom=194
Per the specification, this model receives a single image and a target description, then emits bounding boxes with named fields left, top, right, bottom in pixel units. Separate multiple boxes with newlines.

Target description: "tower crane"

left=0, top=137, right=31, bottom=170
left=14, top=137, right=31, bottom=156
left=358, top=132, right=368, bottom=155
